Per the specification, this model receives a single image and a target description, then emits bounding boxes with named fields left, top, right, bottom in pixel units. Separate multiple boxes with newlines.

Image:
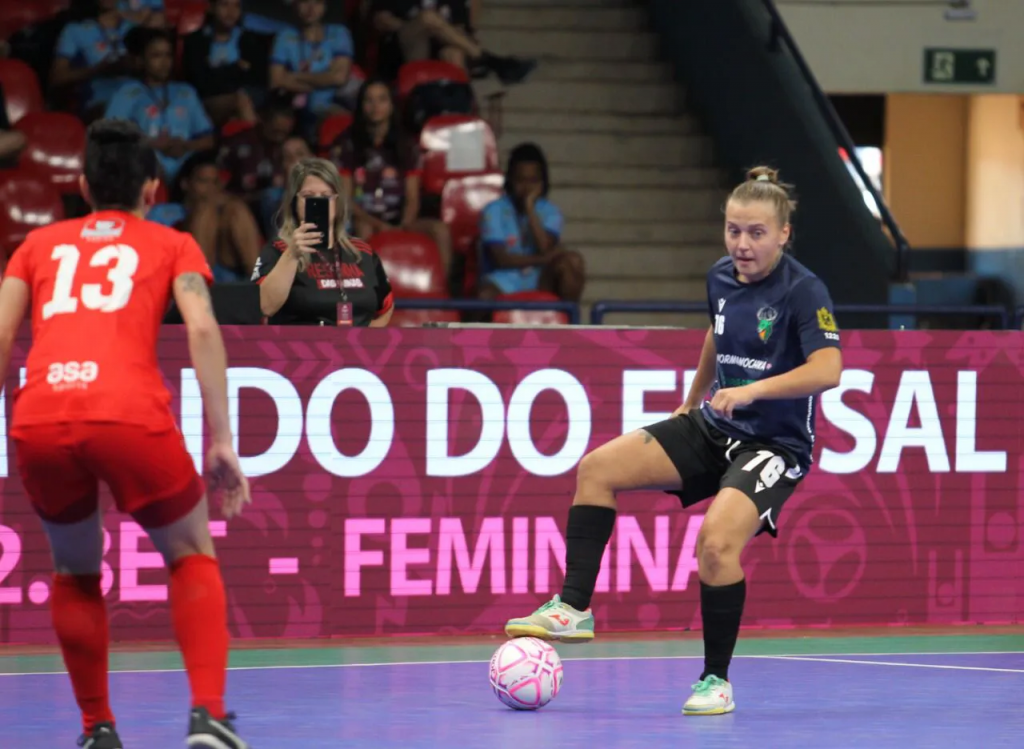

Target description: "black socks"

left=559, top=505, right=616, bottom=611
left=699, top=578, right=747, bottom=681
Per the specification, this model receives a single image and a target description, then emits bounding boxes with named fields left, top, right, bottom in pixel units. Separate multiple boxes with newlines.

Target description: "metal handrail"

left=758, top=0, right=912, bottom=281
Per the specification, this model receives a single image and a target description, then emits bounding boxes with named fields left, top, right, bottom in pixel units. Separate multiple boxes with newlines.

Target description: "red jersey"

left=5, top=210, right=213, bottom=431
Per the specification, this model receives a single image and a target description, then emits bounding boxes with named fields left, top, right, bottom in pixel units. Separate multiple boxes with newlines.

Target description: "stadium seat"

left=492, top=291, right=569, bottom=326
left=0, top=58, right=44, bottom=125
left=0, top=0, right=68, bottom=41
left=15, top=112, right=86, bottom=194
left=389, top=307, right=461, bottom=328
left=0, top=170, right=64, bottom=261
left=441, top=172, right=504, bottom=296
left=177, top=0, right=209, bottom=35
left=420, top=115, right=499, bottom=196
left=369, top=230, right=446, bottom=297
left=397, top=60, right=470, bottom=101
left=221, top=119, right=254, bottom=138
left=318, top=113, right=353, bottom=155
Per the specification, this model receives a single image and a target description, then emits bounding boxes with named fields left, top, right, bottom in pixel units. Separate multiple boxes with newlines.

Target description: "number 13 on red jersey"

left=41, top=243, right=140, bottom=320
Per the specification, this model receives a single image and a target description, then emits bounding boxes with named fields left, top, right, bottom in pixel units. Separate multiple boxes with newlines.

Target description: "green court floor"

left=2, top=632, right=1021, bottom=675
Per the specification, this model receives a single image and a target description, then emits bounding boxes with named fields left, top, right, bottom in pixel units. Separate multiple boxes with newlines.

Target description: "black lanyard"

left=328, top=245, right=350, bottom=303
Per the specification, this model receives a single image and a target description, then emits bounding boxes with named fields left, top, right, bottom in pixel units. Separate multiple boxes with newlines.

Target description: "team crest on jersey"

left=817, top=307, right=838, bottom=332
left=81, top=218, right=125, bottom=241
left=757, top=306, right=778, bottom=342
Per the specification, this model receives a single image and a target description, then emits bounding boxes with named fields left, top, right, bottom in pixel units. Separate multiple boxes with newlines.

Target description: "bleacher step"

left=498, top=131, right=712, bottom=167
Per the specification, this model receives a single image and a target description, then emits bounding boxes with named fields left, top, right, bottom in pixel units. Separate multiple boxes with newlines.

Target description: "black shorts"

left=642, top=409, right=805, bottom=538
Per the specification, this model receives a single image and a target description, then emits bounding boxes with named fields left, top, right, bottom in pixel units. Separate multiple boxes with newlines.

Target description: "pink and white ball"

left=489, top=637, right=564, bottom=710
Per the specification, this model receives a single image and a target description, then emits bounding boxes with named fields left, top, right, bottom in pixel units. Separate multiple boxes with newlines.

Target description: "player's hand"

left=205, top=442, right=252, bottom=519
left=291, top=222, right=323, bottom=255
left=708, top=386, right=756, bottom=419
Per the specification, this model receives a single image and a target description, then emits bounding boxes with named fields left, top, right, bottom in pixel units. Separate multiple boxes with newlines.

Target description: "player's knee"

left=696, top=530, right=738, bottom=577
left=575, top=450, right=616, bottom=499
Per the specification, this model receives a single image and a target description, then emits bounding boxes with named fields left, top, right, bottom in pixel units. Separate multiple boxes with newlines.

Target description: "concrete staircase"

left=475, top=0, right=729, bottom=328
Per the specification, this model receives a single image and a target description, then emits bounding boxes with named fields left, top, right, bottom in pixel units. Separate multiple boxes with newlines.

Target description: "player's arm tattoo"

left=178, top=272, right=215, bottom=316
left=642, top=430, right=655, bottom=444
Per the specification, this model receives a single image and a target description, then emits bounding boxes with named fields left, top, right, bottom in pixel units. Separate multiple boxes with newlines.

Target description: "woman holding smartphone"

left=252, top=157, right=395, bottom=327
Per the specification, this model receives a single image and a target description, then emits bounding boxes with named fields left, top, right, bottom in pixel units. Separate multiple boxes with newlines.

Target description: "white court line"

left=0, top=651, right=1021, bottom=678
left=759, top=654, right=1024, bottom=674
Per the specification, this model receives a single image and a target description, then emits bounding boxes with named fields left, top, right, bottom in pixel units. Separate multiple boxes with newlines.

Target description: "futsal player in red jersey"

left=0, top=120, right=252, bottom=749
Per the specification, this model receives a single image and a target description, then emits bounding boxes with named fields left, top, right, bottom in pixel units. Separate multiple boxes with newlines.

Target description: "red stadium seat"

left=0, top=59, right=44, bottom=125
left=0, top=0, right=69, bottom=41
left=369, top=230, right=446, bottom=297
left=15, top=112, right=86, bottom=194
left=389, top=307, right=461, bottom=328
left=221, top=119, right=254, bottom=138
left=165, top=0, right=205, bottom=27
left=177, top=0, right=209, bottom=35
left=492, top=291, right=569, bottom=326
left=441, top=172, right=504, bottom=296
left=420, top=115, right=499, bottom=196
left=318, top=113, right=353, bottom=155
left=397, top=60, right=470, bottom=101
left=0, top=170, right=64, bottom=263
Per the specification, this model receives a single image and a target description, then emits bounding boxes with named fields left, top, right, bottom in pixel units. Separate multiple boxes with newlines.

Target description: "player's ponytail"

left=729, top=166, right=798, bottom=232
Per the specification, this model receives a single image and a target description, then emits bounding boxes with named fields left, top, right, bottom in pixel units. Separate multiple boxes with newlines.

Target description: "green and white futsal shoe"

left=682, top=675, right=736, bottom=715
left=504, top=595, right=595, bottom=643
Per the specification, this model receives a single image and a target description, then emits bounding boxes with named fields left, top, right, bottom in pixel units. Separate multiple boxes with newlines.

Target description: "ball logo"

left=488, top=638, right=563, bottom=711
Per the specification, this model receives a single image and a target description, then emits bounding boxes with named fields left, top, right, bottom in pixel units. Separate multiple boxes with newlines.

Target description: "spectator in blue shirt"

left=270, top=0, right=355, bottom=136
left=119, top=0, right=165, bottom=28
left=105, top=27, right=215, bottom=184
left=181, top=0, right=273, bottom=127
left=478, top=143, right=585, bottom=303
left=49, top=0, right=136, bottom=119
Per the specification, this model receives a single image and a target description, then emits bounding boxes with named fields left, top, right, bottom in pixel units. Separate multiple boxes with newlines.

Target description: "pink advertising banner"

left=0, top=327, right=1021, bottom=644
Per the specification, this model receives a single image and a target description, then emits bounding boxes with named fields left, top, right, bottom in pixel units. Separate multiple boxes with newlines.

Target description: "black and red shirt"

left=218, top=128, right=284, bottom=198
left=252, top=237, right=394, bottom=326
left=330, top=127, right=421, bottom=225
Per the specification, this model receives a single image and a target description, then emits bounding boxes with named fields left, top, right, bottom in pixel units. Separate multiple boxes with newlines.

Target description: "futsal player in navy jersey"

left=505, top=166, right=843, bottom=715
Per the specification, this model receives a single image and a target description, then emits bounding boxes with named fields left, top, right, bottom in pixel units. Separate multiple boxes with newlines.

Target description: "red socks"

left=170, top=554, right=229, bottom=719
left=51, top=574, right=115, bottom=733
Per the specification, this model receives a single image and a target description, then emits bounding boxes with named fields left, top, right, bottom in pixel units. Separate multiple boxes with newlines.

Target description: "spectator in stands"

left=478, top=142, right=585, bottom=303
left=331, top=78, right=452, bottom=270
left=269, top=0, right=356, bottom=141
left=105, top=27, right=215, bottom=184
left=119, top=0, right=165, bottom=28
left=181, top=0, right=273, bottom=127
left=50, top=0, right=137, bottom=121
left=253, top=158, right=395, bottom=327
left=257, top=133, right=314, bottom=238
left=149, top=151, right=262, bottom=283
left=0, top=85, right=27, bottom=169
left=218, top=94, right=294, bottom=206
left=372, top=0, right=535, bottom=84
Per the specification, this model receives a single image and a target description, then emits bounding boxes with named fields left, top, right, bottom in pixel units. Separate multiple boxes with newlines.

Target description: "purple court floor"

left=2, top=644, right=1022, bottom=748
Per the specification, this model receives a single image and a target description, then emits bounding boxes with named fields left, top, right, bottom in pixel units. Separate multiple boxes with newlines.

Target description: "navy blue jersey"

left=702, top=254, right=840, bottom=472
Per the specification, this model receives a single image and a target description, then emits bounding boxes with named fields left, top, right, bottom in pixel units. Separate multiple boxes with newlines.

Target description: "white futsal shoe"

left=682, top=675, right=736, bottom=715
left=504, top=595, right=596, bottom=642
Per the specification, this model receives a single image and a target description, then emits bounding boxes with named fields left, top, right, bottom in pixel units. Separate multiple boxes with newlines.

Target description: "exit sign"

left=924, top=48, right=996, bottom=84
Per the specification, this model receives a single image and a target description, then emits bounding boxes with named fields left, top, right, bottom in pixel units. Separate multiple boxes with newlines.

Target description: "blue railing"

left=394, top=299, right=1012, bottom=330
left=394, top=298, right=582, bottom=325
left=589, top=301, right=1011, bottom=329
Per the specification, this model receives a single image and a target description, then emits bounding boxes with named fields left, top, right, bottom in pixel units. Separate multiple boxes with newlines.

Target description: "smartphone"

left=304, top=197, right=331, bottom=252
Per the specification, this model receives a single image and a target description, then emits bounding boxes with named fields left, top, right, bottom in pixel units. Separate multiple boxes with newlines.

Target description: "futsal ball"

left=489, top=637, right=563, bottom=710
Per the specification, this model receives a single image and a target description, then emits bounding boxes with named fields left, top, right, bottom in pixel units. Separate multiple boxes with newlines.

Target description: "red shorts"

left=12, top=421, right=205, bottom=527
